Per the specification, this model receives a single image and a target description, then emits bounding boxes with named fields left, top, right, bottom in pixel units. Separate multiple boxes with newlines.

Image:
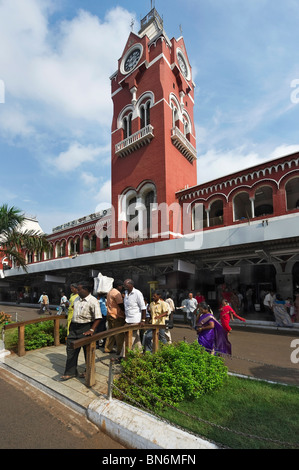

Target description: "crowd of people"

left=58, top=279, right=175, bottom=381
left=57, top=282, right=248, bottom=380
left=262, top=290, right=299, bottom=327
left=34, top=280, right=298, bottom=381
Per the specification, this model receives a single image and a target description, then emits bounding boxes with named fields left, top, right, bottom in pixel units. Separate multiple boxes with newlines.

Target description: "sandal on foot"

left=59, top=375, right=76, bottom=381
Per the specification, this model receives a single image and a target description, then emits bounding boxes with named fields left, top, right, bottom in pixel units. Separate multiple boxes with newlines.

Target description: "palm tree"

left=0, top=204, right=50, bottom=271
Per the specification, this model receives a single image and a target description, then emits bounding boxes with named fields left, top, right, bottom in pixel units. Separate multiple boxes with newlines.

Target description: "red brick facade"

left=5, top=9, right=299, bottom=269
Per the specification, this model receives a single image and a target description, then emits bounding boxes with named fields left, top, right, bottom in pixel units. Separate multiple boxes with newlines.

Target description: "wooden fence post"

left=124, top=329, right=133, bottom=358
left=152, top=326, right=160, bottom=353
left=18, top=325, right=25, bottom=357
left=85, top=341, right=96, bottom=387
left=54, top=318, right=60, bottom=346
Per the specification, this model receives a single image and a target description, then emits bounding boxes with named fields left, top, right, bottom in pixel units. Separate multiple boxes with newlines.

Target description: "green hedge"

left=113, top=341, right=228, bottom=410
left=10, top=321, right=67, bottom=351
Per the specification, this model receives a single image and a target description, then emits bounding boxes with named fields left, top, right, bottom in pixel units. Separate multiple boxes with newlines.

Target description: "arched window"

left=127, top=196, right=138, bottom=237
left=101, top=235, right=110, bottom=250
left=192, top=203, right=206, bottom=230
left=145, top=190, right=155, bottom=235
left=183, top=118, right=189, bottom=137
left=254, top=186, right=273, bottom=217
left=90, top=233, right=97, bottom=251
left=210, top=200, right=224, bottom=227
left=140, top=101, right=151, bottom=129
left=68, top=237, right=80, bottom=255
left=172, top=105, right=179, bottom=128
left=123, top=112, right=132, bottom=139
left=285, top=177, right=299, bottom=210
left=83, top=235, right=90, bottom=253
left=26, top=251, right=33, bottom=264
left=34, top=251, right=42, bottom=262
left=233, top=192, right=252, bottom=221
left=56, top=240, right=66, bottom=258
left=182, top=111, right=192, bottom=139
left=44, top=244, right=53, bottom=260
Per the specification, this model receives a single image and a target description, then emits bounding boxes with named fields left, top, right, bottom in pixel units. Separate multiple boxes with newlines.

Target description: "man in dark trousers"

left=60, top=280, right=101, bottom=381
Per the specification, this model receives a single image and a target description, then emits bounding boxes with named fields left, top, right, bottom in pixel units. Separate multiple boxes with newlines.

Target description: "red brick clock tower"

left=110, top=8, right=197, bottom=248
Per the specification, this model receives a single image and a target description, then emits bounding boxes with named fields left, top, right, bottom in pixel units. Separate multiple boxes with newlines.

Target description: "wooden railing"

left=3, top=315, right=67, bottom=357
left=3, top=319, right=166, bottom=388
left=70, top=323, right=166, bottom=387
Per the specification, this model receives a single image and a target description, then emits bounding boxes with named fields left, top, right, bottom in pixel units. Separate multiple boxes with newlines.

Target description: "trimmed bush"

left=113, top=341, right=228, bottom=410
left=10, top=321, right=67, bottom=351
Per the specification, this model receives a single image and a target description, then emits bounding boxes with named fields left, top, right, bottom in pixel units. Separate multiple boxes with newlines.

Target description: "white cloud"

left=197, top=147, right=263, bottom=184
left=0, top=105, right=35, bottom=137
left=81, top=172, right=99, bottom=187
left=51, top=142, right=103, bottom=172
left=95, top=180, right=111, bottom=213
left=0, top=1, right=135, bottom=139
left=270, top=144, right=299, bottom=159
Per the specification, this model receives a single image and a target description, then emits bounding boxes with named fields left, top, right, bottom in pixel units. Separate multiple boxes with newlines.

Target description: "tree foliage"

left=0, top=204, right=50, bottom=270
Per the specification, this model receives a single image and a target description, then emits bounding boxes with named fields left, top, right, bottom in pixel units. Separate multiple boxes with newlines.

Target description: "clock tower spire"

left=109, top=7, right=197, bottom=248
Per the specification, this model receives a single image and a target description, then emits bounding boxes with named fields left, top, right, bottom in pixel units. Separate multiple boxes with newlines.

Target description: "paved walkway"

left=1, top=345, right=116, bottom=412
left=1, top=302, right=299, bottom=416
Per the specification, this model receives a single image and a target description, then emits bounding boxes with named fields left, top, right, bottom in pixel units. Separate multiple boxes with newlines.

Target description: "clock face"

left=124, top=48, right=141, bottom=72
left=177, top=51, right=189, bottom=80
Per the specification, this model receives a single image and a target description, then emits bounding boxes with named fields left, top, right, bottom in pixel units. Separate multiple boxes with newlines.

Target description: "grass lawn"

left=158, top=375, right=299, bottom=449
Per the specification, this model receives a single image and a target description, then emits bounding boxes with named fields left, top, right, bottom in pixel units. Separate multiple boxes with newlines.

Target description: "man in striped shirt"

left=60, top=280, right=101, bottom=381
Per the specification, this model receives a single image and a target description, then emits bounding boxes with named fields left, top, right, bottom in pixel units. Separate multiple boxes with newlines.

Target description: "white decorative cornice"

left=177, top=156, right=299, bottom=201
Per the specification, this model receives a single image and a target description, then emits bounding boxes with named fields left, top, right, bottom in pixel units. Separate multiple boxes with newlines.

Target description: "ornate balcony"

left=115, top=125, right=154, bottom=158
left=171, top=126, right=197, bottom=163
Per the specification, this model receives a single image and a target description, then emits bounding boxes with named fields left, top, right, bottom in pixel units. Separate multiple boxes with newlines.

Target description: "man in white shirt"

left=185, top=292, right=198, bottom=328
left=121, top=279, right=146, bottom=355
left=59, top=292, right=69, bottom=314
left=263, top=291, right=275, bottom=315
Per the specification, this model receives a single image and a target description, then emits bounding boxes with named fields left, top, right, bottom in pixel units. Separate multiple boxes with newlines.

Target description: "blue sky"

left=1, top=0, right=299, bottom=234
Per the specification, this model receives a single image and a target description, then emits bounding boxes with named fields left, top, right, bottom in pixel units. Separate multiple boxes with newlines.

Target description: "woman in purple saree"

left=195, top=303, right=231, bottom=355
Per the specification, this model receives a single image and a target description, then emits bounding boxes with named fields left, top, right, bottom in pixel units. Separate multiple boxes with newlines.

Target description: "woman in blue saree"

left=195, top=302, right=231, bottom=355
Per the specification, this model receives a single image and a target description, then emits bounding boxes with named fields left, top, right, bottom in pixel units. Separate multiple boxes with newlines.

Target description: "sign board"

left=174, top=259, right=196, bottom=275
left=44, top=275, right=66, bottom=283
left=222, top=267, right=241, bottom=275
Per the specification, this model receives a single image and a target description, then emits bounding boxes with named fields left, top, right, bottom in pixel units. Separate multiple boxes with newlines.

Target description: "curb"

left=0, top=361, right=219, bottom=449
left=87, top=396, right=219, bottom=449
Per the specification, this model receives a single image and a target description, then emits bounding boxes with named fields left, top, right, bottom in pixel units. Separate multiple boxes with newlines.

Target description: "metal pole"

left=1, top=328, right=5, bottom=351
left=108, top=359, right=114, bottom=401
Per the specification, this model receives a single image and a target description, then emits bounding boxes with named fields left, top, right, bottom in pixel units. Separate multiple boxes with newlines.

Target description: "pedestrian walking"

left=120, top=279, right=146, bottom=357
left=219, top=299, right=246, bottom=333
left=60, top=280, right=101, bottom=381
left=263, top=290, right=275, bottom=315
left=66, top=283, right=79, bottom=335
left=185, top=293, right=198, bottom=328
left=144, top=290, right=168, bottom=352
left=38, top=292, right=51, bottom=315
left=104, top=280, right=125, bottom=355
left=96, top=293, right=107, bottom=349
left=59, top=292, right=69, bottom=314
left=196, top=302, right=231, bottom=355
